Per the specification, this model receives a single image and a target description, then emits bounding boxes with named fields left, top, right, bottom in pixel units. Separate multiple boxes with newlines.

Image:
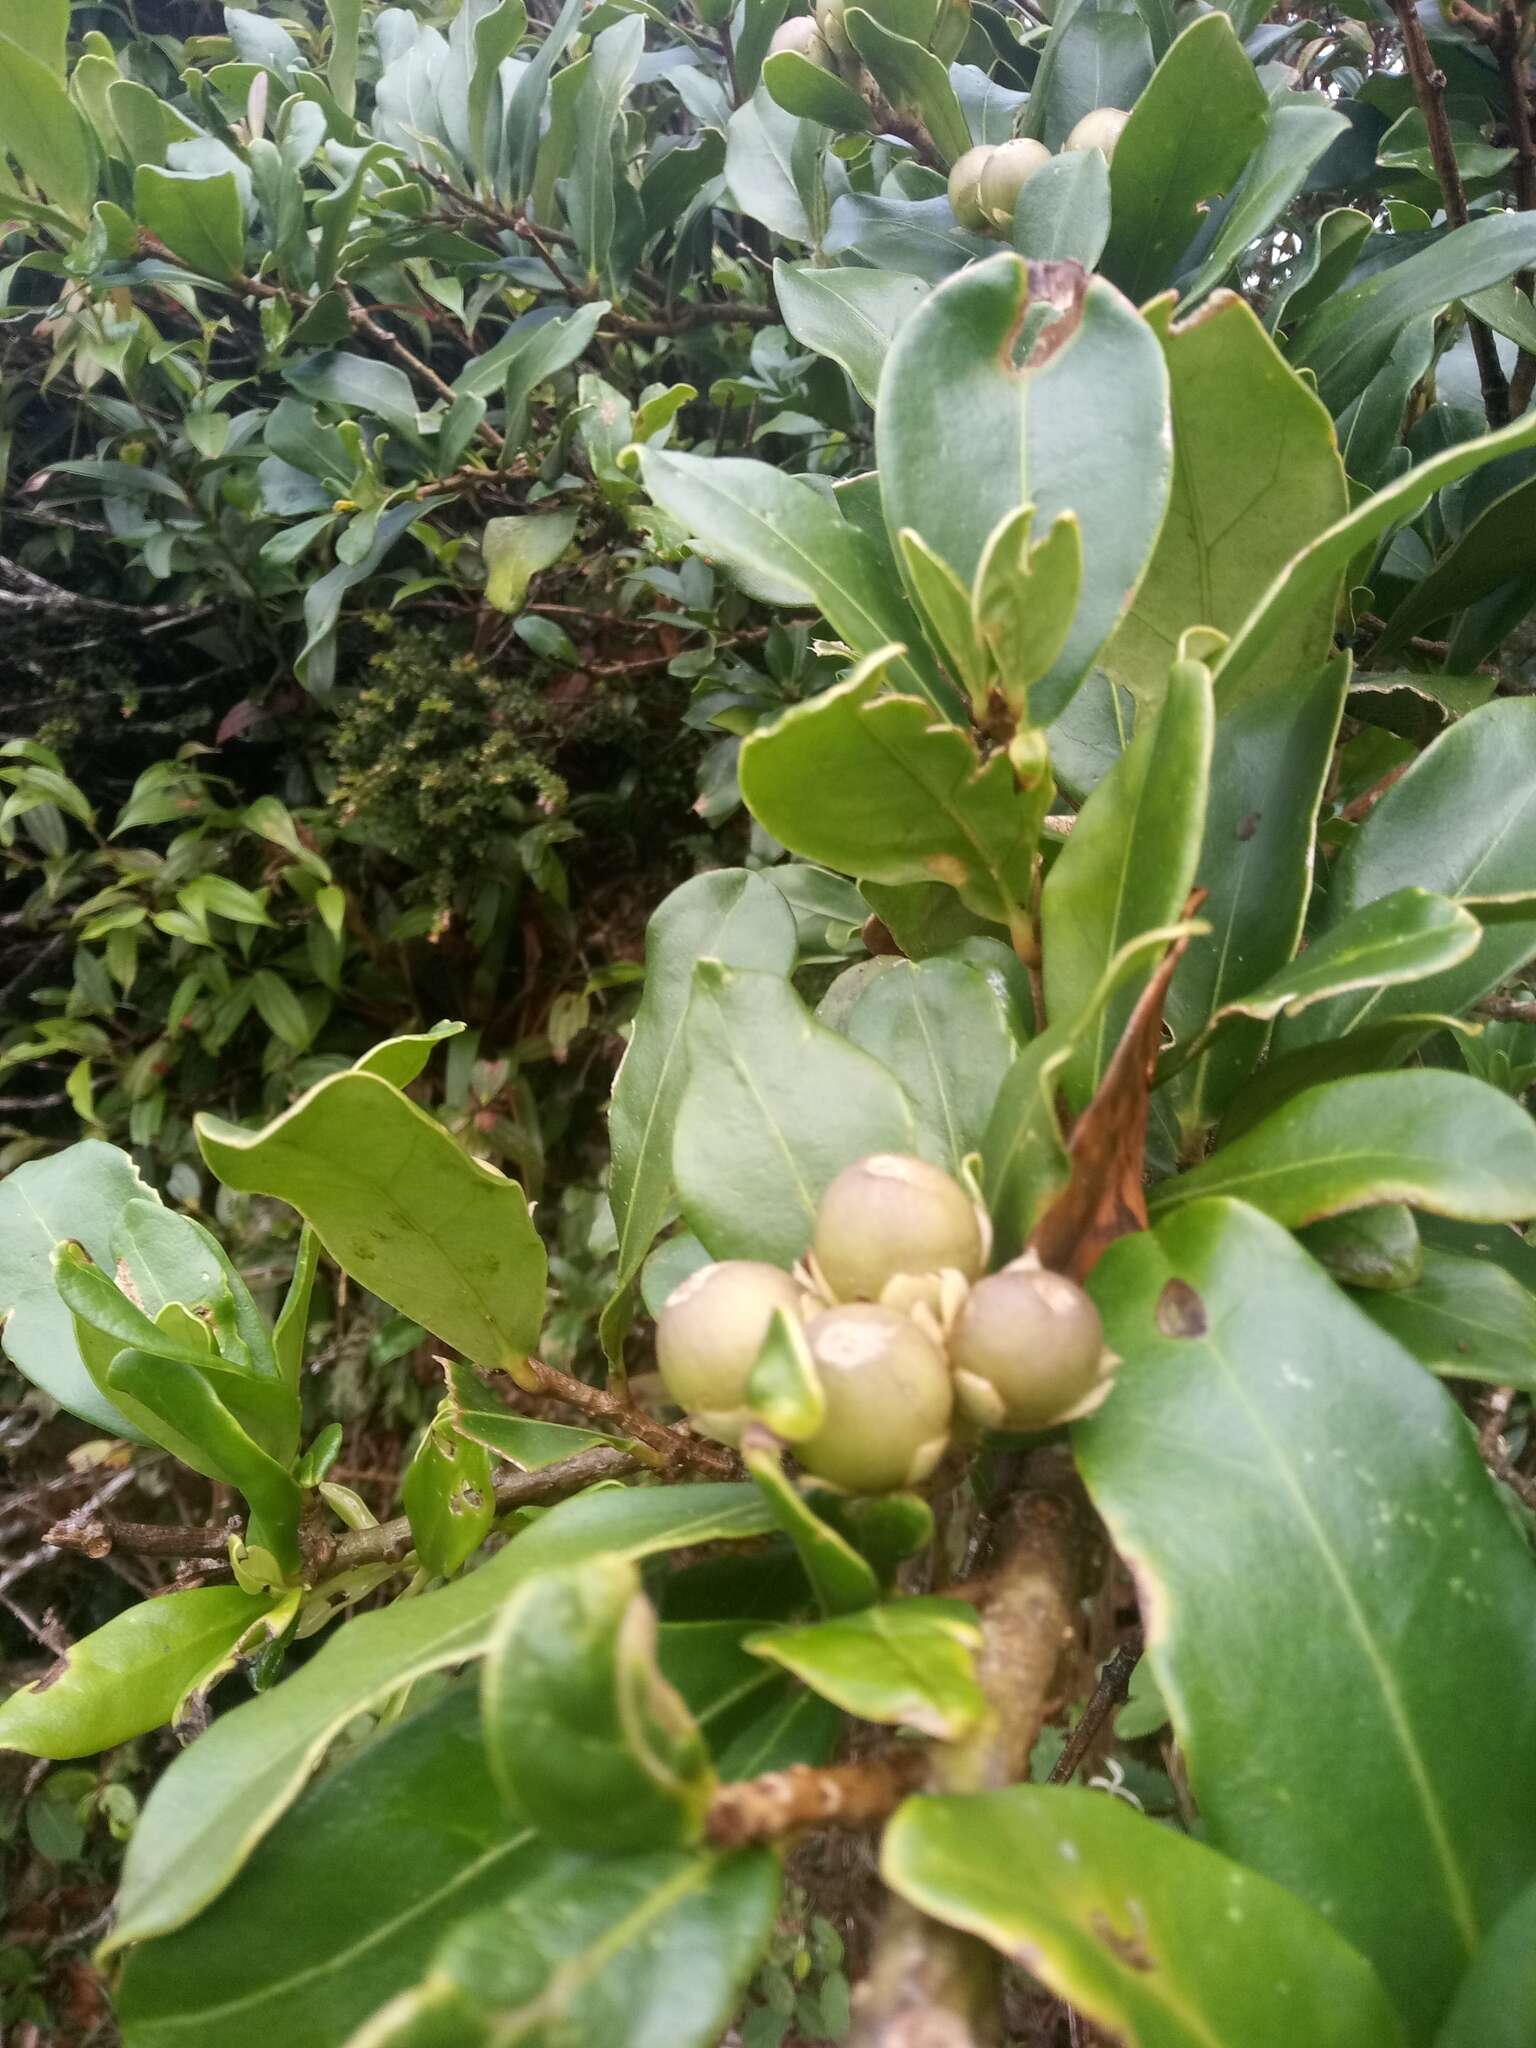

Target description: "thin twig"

left=1048, top=1630, right=1145, bottom=1785
left=1476, top=993, right=1536, bottom=1022
left=511, top=1356, right=744, bottom=1479
left=44, top=1511, right=237, bottom=1561
left=1497, top=0, right=1536, bottom=413
left=1392, top=0, right=1510, bottom=425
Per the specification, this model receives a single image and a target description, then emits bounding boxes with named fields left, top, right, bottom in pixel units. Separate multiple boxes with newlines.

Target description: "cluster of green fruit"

left=657, top=1155, right=1116, bottom=1495
left=768, top=0, right=969, bottom=87
left=947, top=108, right=1130, bottom=230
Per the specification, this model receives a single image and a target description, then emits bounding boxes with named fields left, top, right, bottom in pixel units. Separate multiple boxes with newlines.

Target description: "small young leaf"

left=747, top=1598, right=984, bottom=1739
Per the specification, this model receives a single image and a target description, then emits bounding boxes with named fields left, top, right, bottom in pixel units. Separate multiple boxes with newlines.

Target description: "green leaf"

left=773, top=260, right=927, bottom=407
left=1100, top=15, right=1268, bottom=302
left=285, top=351, right=422, bottom=440
left=326, top=0, right=364, bottom=114
left=117, top=1687, right=545, bottom=2048
left=0, top=30, right=96, bottom=224
left=883, top=1787, right=1408, bottom=2048
left=0, top=1140, right=152, bottom=1438
left=353, top=1020, right=466, bottom=1089
left=1077, top=1198, right=1536, bottom=2034
left=467, top=0, right=527, bottom=185
left=1291, top=214, right=1536, bottom=412
left=1374, top=473, right=1536, bottom=659
left=134, top=166, right=246, bottom=280
left=1176, top=93, right=1348, bottom=310
left=1161, top=659, right=1347, bottom=1134
left=844, top=959, right=1016, bottom=1173
left=482, top=510, right=579, bottom=613
left=378, top=1847, right=780, bottom=2048
left=1103, top=294, right=1348, bottom=712
left=1353, top=1247, right=1536, bottom=1393
left=603, top=871, right=797, bottom=1364
left=507, top=0, right=586, bottom=198
left=845, top=10, right=970, bottom=165
left=638, top=449, right=953, bottom=716
left=738, top=660, right=1050, bottom=939
left=673, top=959, right=918, bottom=1266
left=761, top=49, right=875, bottom=134
left=8, top=0, right=68, bottom=76
left=746, top=1308, right=825, bottom=1442
left=1299, top=1204, right=1424, bottom=1292
left=0, top=1589, right=272, bottom=1760
left=876, top=251, right=1171, bottom=724
left=1274, top=701, right=1536, bottom=1062
left=481, top=1559, right=713, bottom=1850
left=251, top=969, right=315, bottom=1051
left=1019, top=0, right=1151, bottom=152
left=748, top=1598, right=984, bottom=1739
left=106, top=1484, right=775, bottom=1955
left=196, top=1071, right=547, bottom=1374
left=569, top=15, right=644, bottom=289
left=740, top=1432, right=880, bottom=1614
left=725, top=87, right=813, bottom=245
left=1435, top=1874, right=1536, bottom=2048
left=1218, top=412, right=1536, bottom=698
left=1041, top=658, right=1213, bottom=1109
left=1010, top=146, right=1110, bottom=266
left=1154, top=1071, right=1536, bottom=1230
left=403, top=1412, right=496, bottom=1578
left=273, top=1227, right=320, bottom=1389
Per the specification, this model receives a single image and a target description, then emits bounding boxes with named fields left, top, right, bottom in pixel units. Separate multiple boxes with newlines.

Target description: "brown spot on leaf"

left=1090, top=1908, right=1156, bottom=1972
left=31, top=1652, right=72, bottom=1694
left=1235, top=812, right=1260, bottom=842
left=1155, top=1278, right=1208, bottom=1339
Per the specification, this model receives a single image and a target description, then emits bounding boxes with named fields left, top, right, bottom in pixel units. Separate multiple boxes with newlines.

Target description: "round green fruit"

left=795, top=1304, right=953, bottom=1492
left=949, top=1261, right=1107, bottom=1430
left=947, top=143, right=995, bottom=230
left=812, top=1154, right=985, bottom=1303
left=656, top=1259, right=805, bottom=1442
left=768, top=15, right=837, bottom=66
left=1064, top=106, right=1130, bottom=159
left=978, top=137, right=1051, bottom=224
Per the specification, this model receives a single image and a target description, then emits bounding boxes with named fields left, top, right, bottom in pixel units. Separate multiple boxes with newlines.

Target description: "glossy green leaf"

left=326, top=0, right=363, bottom=112
left=1078, top=1198, right=1536, bottom=2034
left=748, top=1598, right=983, bottom=1739
left=1176, top=93, right=1348, bottom=310
left=116, top=1687, right=545, bottom=2048
left=1434, top=1875, right=1536, bottom=2048
left=1215, top=411, right=1536, bottom=704
left=1297, top=1205, right=1423, bottom=1292
left=1353, top=1247, right=1536, bottom=1393
left=0, top=1139, right=152, bottom=1438
left=1042, top=658, right=1213, bottom=1109
left=466, top=0, right=527, bottom=184
left=845, top=10, right=970, bottom=164
left=1101, top=15, right=1268, bottom=303
left=739, top=659, right=1050, bottom=939
left=1291, top=214, right=1536, bottom=412
left=1010, top=146, right=1110, bottom=267
left=507, top=0, right=585, bottom=197
left=1275, top=701, right=1536, bottom=1058
left=403, top=1412, right=496, bottom=1578
left=481, top=1560, right=713, bottom=1850
left=1019, top=0, right=1152, bottom=151
left=134, top=165, right=246, bottom=279
left=639, top=448, right=951, bottom=714
left=369, top=1846, right=780, bottom=2048
left=746, top=1308, right=825, bottom=1442
left=1375, top=474, right=1536, bottom=659
left=1103, top=294, right=1348, bottom=713
left=569, top=16, right=644, bottom=288
left=9, top=0, right=68, bottom=76
left=197, top=1070, right=547, bottom=1374
left=0, top=1588, right=272, bottom=1760
left=877, top=251, right=1172, bottom=724
left=273, top=1227, right=320, bottom=1389
left=107, top=1483, right=774, bottom=1954
left=0, top=29, right=95, bottom=223
left=980, top=1026, right=1073, bottom=1262
left=761, top=49, right=874, bottom=133
left=845, top=958, right=1016, bottom=1173
left=741, top=1432, right=879, bottom=1614
left=1162, top=659, right=1346, bottom=1134
left=773, top=260, right=927, bottom=406
left=673, top=959, right=918, bottom=1266
left=447, top=1360, right=617, bottom=1466
left=1155, top=1071, right=1536, bottom=1229
left=884, top=1786, right=1408, bottom=2048
left=604, top=870, right=796, bottom=1363
left=353, top=1021, right=466, bottom=1089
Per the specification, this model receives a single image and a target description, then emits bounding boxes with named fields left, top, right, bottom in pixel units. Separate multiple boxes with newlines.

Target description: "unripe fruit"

left=816, top=0, right=855, bottom=60
left=769, top=15, right=836, bottom=66
left=978, top=137, right=1051, bottom=225
left=949, top=1261, right=1108, bottom=1430
left=657, top=1260, right=805, bottom=1442
left=1064, top=106, right=1130, bottom=159
left=947, top=143, right=995, bottom=230
left=812, top=1154, right=985, bottom=1304
left=795, top=1304, right=953, bottom=1492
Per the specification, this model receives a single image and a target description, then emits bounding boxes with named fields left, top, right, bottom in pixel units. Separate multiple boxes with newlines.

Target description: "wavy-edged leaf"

left=747, top=1598, right=984, bottom=1739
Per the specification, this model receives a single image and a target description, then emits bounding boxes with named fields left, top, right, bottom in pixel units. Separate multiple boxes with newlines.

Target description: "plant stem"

left=1047, top=1629, right=1144, bottom=1784
left=707, top=1751, right=929, bottom=1846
